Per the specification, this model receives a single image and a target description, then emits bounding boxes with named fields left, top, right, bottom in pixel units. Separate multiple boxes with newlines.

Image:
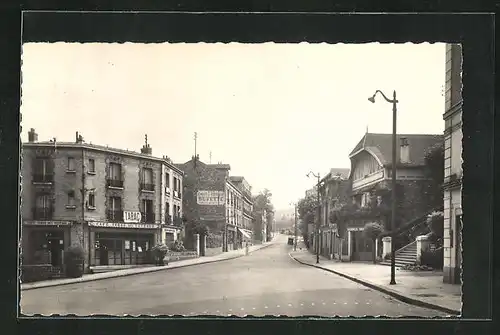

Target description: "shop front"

left=162, top=226, right=180, bottom=247
left=88, top=221, right=160, bottom=266
left=22, top=220, right=72, bottom=266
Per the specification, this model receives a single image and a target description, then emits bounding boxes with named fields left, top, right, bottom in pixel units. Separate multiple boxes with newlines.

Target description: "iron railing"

left=140, top=183, right=155, bottom=191
left=107, top=179, right=124, bottom=188
left=33, top=174, right=54, bottom=183
left=141, top=212, right=155, bottom=224
left=32, top=207, right=54, bottom=220
left=106, top=210, right=124, bottom=222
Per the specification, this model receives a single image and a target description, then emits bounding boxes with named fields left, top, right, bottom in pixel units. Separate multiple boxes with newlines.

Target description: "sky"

left=20, top=42, right=446, bottom=211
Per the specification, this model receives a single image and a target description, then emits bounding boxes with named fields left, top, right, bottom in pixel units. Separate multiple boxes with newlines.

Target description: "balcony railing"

left=107, top=179, right=124, bottom=188
left=141, top=183, right=155, bottom=191
left=173, top=216, right=183, bottom=227
left=107, top=210, right=124, bottom=222
left=141, top=212, right=155, bottom=224
left=32, top=207, right=54, bottom=220
left=173, top=190, right=181, bottom=199
left=33, top=174, right=54, bottom=183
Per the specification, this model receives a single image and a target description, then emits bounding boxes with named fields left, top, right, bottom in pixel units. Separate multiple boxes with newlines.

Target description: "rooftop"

left=349, top=133, right=443, bottom=167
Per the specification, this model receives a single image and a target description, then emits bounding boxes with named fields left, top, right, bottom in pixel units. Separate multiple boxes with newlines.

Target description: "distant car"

left=287, top=237, right=294, bottom=245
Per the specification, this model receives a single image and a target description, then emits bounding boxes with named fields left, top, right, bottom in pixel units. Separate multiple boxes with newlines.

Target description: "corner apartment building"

left=176, top=156, right=254, bottom=251
left=442, top=43, right=463, bottom=285
left=21, top=129, right=184, bottom=270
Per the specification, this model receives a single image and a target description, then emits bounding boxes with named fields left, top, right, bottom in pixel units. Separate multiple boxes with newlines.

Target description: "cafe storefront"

left=88, top=215, right=160, bottom=266
left=21, top=220, right=72, bottom=267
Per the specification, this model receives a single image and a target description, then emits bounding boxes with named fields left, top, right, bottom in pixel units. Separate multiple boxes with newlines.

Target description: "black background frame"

left=0, top=4, right=496, bottom=335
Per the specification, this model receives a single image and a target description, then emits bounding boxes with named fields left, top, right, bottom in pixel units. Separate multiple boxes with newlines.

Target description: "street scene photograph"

left=19, top=41, right=462, bottom=318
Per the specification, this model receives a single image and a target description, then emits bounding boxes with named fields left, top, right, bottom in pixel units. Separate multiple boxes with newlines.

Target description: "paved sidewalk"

left=21, top=242, right=274, bottom=291
left=290, top=248, right=461, bottom=315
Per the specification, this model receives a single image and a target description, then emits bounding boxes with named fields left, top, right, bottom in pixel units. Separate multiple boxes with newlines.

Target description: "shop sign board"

left=89, top=221, right=159, bottom=229
left=123, top=211, right=142, bottom=223
left=163, top=227, right=177, bottom=233
left=23, top=220, right=72, bottom=226
left=197, top=190, right=225, bottom=205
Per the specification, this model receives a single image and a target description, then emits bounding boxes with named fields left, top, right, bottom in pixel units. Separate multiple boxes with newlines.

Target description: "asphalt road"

left=21, top=235, right=447, bottom=317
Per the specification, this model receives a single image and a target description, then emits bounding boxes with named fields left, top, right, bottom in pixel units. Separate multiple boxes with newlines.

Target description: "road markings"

left=253, top=307, right=256, bottom=310
left=264, top=306, right=268, bottom=309
left=355, top=302, right=359, bottom=305
left=333, top=302, right=336, bottom=305
left=229, top=309, right=233, bottom=312
left=366, top=302, right=370, bottom=305
left=322, top=302, right=326, bottom=305
left=344, top=302, right=347, bottom=305
left=300, top=303, right=303, bottom=306
left=216, top=310, right=220, bottom=313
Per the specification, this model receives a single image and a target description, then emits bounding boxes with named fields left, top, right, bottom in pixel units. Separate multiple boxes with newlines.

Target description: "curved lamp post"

left=307, top=171, right=321, bottom=264
left=368, top=89, right=398, bottom=285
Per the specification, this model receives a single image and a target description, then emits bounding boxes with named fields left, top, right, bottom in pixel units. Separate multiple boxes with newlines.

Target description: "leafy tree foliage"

left=363, top=222, right=385, bottom=264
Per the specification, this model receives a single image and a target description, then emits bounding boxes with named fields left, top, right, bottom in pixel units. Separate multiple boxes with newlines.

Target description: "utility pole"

left=194, top=132, right=198, bottom=158
left=294, top=203, right=298, bottom=251
left=209, top=151, right=212, bottom=164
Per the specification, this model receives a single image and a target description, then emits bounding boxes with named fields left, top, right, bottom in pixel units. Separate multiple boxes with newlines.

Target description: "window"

left=33, top=158, right=53, bottom=182
left=110, top=197, right=122, bottom=211
left=143, top=168, right=153, bottom=184
left=67, top=190, right=75, bottom=207
left=165, top=202, right=170, bottom=221
left=142, top=168, right=154, bottom=191
left=36, top=194, right=50, bottom=209
left=88, top=158, right=96, bottom=173
left=109, top=163, right=121, bottom=180
left=165, top=172, right=170, bottom=191
left=173, top=177, right=177, bottom=192
left=67, top=157, right=75, bottom=172
left=88, top=192, right=96, bottom=208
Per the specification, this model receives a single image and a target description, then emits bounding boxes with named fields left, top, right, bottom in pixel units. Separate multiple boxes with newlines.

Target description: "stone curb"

left=289, top=253, right=461, bottom=316
left=21, top=244, right=273, bottom=291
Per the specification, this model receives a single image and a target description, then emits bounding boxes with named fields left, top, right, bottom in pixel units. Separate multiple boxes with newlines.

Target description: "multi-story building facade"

left=228, top=176, right=253, bottom=237
left=176, top=156, right=253, bottom=251
left=21, top=129, right=183, bottom=271
left=442, top=43, right=462, bottom=285
left=344, top=132, right=443, bottom=261
left=316, top=168, right=351, bottom=260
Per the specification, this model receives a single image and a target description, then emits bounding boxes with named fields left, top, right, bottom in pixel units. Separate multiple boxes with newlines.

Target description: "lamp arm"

left=375, top=90, right=397, bottom=104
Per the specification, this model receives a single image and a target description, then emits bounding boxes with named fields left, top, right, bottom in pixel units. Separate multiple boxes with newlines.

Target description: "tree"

left=423, top=143, right=445, bottom=210
left=252, top=188, right=275, bottom=241
left=297, top=193, right=318, bottom=248
left=363, top=222, right=384, bottom=264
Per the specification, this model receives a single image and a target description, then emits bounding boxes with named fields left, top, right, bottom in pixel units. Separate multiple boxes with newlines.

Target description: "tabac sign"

left=123, top=211, right=142, bottom=223
left=197, top=190, right=225, bottom=206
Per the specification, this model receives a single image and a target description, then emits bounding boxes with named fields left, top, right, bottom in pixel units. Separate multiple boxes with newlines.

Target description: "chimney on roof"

left=75, top=131, right=84, bottom=144
left=141, top=134, right=152, bottom=155
left=400, top=137, right=410, bottom=164
left=28, top=128, right=38, bottom=142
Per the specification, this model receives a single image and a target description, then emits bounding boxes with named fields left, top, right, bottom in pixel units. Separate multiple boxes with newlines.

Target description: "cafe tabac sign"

left=89, top=222, right=159, bottom=229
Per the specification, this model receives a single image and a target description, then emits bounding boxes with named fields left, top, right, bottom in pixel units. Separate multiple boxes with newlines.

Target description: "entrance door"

left=99, top=241, right=109, bottom=266
left=46, top=231, right=64, bottom=266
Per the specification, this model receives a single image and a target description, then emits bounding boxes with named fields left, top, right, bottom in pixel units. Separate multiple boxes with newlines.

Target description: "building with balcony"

left=442, top=44, right=463, bottom=285
left=343, top=131, right=443, bottom=261
left=21, top=129, right=183, bottom=270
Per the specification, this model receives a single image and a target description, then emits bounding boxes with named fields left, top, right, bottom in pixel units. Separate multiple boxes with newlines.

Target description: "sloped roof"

left=229, top=176, right=243, bottom=182
left=328, top=168, right=350, bottom=179
left=349, top=133, right=443, bottom=167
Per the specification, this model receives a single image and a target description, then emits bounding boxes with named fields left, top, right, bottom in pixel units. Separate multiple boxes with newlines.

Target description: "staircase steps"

left=380, top=243, right=417, bottom=267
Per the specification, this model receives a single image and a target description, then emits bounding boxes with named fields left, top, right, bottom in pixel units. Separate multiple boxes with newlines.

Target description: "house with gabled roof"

left=344, top=132, right=443, bottom=262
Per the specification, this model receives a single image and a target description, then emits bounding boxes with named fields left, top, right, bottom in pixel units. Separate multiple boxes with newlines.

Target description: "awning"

left=238, top=228, right=252, bottom=239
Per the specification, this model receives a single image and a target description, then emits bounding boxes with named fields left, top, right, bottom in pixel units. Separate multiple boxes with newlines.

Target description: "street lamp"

left=368, top=89, right=398, bottom=285
left=289, top=201, right=298, bottom=251
left=307, top=171, right=321, bottom=264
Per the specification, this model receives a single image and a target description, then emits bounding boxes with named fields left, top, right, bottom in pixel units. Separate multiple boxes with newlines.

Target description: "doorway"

left=46, top=231, right=64, bottom=266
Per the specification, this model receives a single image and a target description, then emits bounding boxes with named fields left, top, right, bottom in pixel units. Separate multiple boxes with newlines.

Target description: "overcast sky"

left=21, top=42, right=446, bottom=210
